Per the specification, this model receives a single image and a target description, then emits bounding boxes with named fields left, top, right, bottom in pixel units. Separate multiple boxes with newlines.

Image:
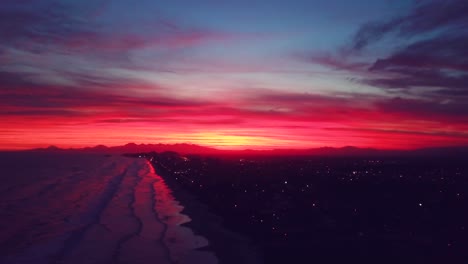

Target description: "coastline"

left=150, top=160, right=263, bottom=264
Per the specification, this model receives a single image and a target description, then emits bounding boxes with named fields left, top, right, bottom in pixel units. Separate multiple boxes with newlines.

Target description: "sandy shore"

left=150, top=160, right=263, bottom=264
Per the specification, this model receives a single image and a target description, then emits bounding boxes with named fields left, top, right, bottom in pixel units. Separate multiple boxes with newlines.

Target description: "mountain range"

left=30, top=143, right=468, bottom=157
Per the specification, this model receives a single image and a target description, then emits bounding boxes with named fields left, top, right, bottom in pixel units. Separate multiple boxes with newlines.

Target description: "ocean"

left=0, top=152, right=216, bottom=264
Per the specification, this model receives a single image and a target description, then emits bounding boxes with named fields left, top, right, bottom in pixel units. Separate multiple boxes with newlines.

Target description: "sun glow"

left=164, top=132, right=292, bottom=150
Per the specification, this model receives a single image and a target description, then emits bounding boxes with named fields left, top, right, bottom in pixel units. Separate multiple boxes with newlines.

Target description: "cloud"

left=352, top=0, right=468, bottom=95
left=0, top=71, right=215, bottom=120
left=303, top=0, right=468, bottom=120
left=365, top=33, right=468, bottom=95
left=295, top=52, right=369, bottom=71
left=369, top=34, right=468, bottom=72
left=0, top=1, right=93, bottom=49
left=352, top=0, right=468, bottom=50
left=325, top=127, right=468, bottom=140
left=0, top=0, right=257, bottom=105
left=0, top=0, right=241, bottom=86
left=0, top=1, right=237, bottom=52
left=375, top=97, right=468, bottom=119
left=62, top=28, right=235, bottom=53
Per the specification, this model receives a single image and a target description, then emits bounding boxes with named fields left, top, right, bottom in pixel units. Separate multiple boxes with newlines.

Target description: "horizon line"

left=2, top=142, right=468, bottom=152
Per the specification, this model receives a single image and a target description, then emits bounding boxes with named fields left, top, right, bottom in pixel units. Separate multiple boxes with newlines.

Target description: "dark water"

left=0, top=152, right=216, bottom=264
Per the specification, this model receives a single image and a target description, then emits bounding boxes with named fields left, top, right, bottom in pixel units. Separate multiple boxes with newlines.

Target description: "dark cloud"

left=365, top=32, right=468, bottom=93
left=296, top=53, right=368, bottom=71
left=0, top=1, right=230, bottom=54
left=306, top=0, right=468, bottom=119
left=2, top=109, right=82, bottom=117
left=353, top=0, right=468, bottom=98
left=352, top=0, right=468, bottom=50
left=375, top=97, right=468, bottom=119
left=370, top=34, right=468, bottom=72
left=364, top=67, right=468, bottom=92
left=0, top=88, right=207, bottom=110
left=256, top=91, right=350, bottom=105
left=0, top=72, right=213, bottom=118
left=325, top=126, right=468, bottom=139
left=0, top=1, right=94, bottom=50
left=0, top=71, right=36, bottom=87
left=0, top=66, right=152, bottom=95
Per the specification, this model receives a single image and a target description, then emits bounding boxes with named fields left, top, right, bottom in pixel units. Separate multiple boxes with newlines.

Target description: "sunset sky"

left=1, top=0, right=468, bottom=150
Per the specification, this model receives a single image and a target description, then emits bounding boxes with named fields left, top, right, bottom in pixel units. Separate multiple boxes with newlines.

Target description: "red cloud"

left=2, top=82, right=468, bottom=150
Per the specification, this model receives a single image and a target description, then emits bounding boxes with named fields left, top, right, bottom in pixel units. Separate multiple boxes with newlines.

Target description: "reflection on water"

left=0, top=153, right=217, bottom=264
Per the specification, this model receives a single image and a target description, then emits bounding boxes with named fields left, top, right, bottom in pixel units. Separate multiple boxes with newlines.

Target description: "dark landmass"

left=29, top=143, right=217, bottom=154
left=131, top=151, right=468, bottom=264
left=29, top=143, right=468, bottom=158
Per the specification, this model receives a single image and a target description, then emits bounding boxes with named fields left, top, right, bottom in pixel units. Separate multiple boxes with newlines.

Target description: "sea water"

left=0, top=152, right=216, bottom=264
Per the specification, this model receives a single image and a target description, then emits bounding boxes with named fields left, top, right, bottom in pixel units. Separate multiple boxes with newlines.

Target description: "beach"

left=150, top=158, right=262, bottom=264
left=0, top=152, right=218, bottom=264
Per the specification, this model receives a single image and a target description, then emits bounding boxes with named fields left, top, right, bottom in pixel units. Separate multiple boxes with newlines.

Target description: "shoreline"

left=150, top=159, right=263, bottom=264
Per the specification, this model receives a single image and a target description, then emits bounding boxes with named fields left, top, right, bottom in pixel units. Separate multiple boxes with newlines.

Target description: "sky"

left=1, top=0, right=468, bottom=150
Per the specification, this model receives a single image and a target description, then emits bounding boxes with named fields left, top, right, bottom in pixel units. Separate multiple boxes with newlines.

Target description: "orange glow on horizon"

left=1, top=109, right=468, bottom=151
left=1, top=120, right=467, bottom=151
left=162, top=132, right=301, bottom=150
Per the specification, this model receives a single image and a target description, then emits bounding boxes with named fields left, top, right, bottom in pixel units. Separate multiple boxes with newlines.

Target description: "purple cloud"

left=375, top=97, right=468, bottom=119
left=365, top=33, right=468, bottom=94
left=297, top=53, right=369, bottom=71
left=305, top=0, right=468, bottom=120
left=352, top=0, right=468, bottom=50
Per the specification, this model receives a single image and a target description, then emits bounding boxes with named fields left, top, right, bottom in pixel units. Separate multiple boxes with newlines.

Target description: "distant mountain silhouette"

left=104, top=143, right=218, bottom=154
left=32, top=143, right=218, bottom=155
left=43, top=145, right=62, bottom=151
left=30, top=143, right=468, bottom=157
